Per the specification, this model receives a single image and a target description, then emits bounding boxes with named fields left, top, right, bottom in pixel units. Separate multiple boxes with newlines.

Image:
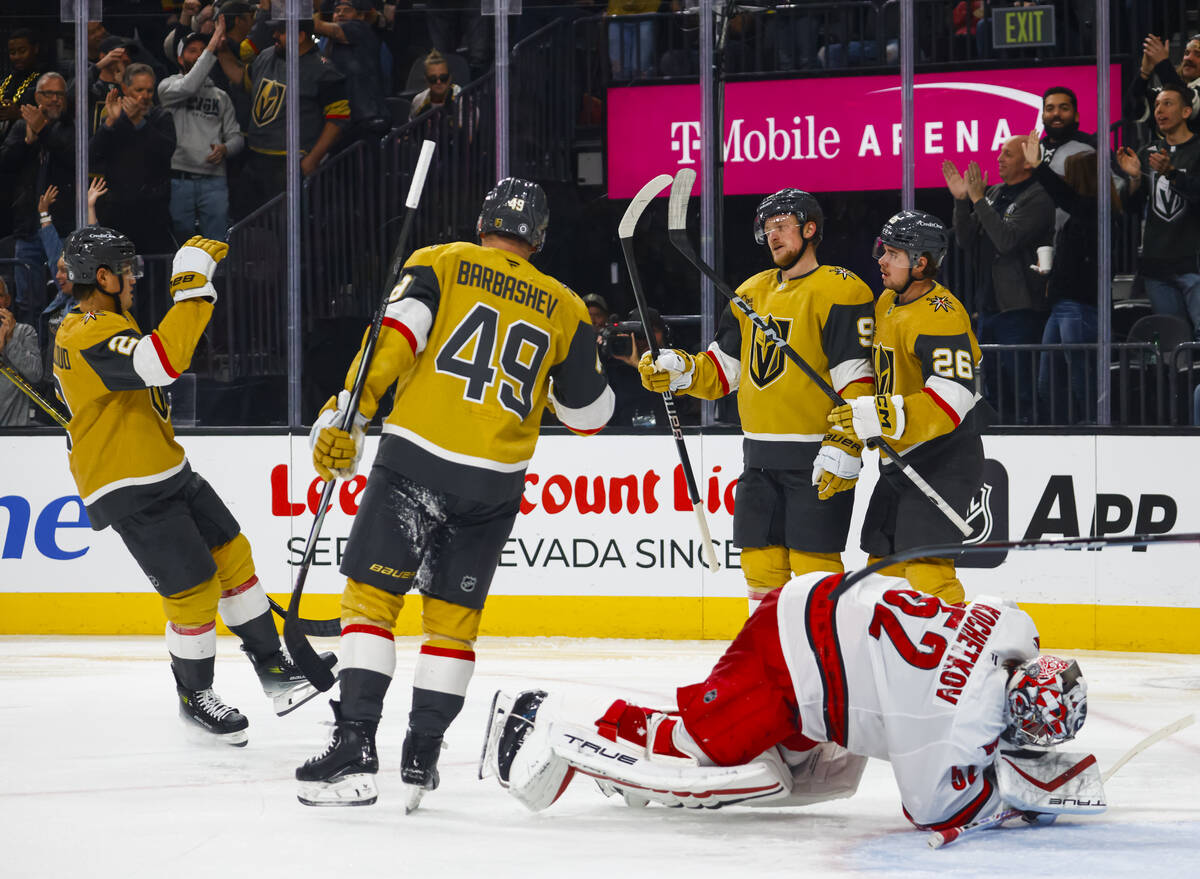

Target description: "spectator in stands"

left=0, top=29, right=44, bottom=140
left=583, top=292, right=611, bottom=334
left=1117, top=84, right=1200, bottom=339
left=0, top=72, right=75, bottom=323
left=427, top=0, right=491, bottom=81
left=0, top=274, right=43, bottom=427
left=1126, top=33, right=1200, bottom=136
left=239, top=18, right=349, bottom=215
left=605, top=307, right=689, bottom=430
left=315, top=0, right=389, bottom=145
left=164, top=0, right=220, bottom=66
left=87, top=36, right=131, bottom=133
left=945, top=138, right=1055, bottom=423
left=607, top=1, right=659, bottom=81
left=1040, top=87, right=1098, bottom=173
left=408, top=49, right=461, bottom=120
left=159, top=22, right=243, bottom=243
left=210, top=1, right=267, bottom=131
left=951, top=0, right=988, bottom=58
left=1023, top=134, right=1121, bottom=424
left=90, top=62, right=178, bottom=255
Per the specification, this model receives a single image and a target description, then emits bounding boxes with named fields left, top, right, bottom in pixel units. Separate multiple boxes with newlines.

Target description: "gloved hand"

left=309, top=389, right=368, bottom=482
left=638, top=348, right=697, bottom=394
left=828, top=394, right=906, bottom=442
left=811, top=432, right=863, bottom=500
left=170, top=235, right=229, bottom=303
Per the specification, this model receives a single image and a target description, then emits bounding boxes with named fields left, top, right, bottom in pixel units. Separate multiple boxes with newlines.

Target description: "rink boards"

left=1, top=432, right=1198, bottom=652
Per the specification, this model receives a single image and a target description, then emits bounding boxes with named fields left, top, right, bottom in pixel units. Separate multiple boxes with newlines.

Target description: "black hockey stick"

left=841, top=531, right=1200, bottom=592
left=0, top=353, right=69, bottom=428
left=283, top=139, right=437, bottom=690
left=618, top=173, right=720, bottom=572
left=0, top=355, right=339, bottom=634
left=666, top=168, right=971, bottom=538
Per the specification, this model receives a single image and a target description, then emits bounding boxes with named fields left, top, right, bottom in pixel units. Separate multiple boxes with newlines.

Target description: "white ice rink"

left=3, top=635, right=1198, bottom=879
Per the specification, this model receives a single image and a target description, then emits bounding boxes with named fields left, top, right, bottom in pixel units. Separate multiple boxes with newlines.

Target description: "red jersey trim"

left=702, top=350, right=730, bottom=397
left=341, top=623, right=394, bottom=641
left=382, top=317, right=418, bottom=354
left=419, top=644, right=476, bottom=662
left=804, top=573, right=850, bottom=747
left=149, top=332, right=181, bottom=378
left=220, top=575, right=259, bottom=599
left=922, top=386, right=961, bottom=427
left=837, top=376, right=875, bottom=395
left=904, top=774, right=996, bottom=831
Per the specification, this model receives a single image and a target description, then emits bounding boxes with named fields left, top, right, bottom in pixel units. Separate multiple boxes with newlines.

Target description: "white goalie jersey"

left=776, top=573, right=1041, bottom=829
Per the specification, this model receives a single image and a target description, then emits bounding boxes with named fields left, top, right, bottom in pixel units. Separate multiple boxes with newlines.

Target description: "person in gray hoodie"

left=158, top=17, right=244, bottom=243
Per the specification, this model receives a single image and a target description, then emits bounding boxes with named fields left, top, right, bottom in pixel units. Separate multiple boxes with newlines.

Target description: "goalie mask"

left=1003, top=655, right=1088, bottom=748
left=63, top=226, right=143, bottom=285
left=477, top=177, right=549, bottom=252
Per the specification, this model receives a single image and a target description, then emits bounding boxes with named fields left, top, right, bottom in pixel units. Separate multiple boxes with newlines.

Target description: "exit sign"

left=993, top=5, right=1056, bottom=48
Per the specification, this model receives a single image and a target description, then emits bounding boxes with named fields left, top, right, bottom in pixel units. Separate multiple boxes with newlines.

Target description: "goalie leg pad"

left=745, top=742, right=869, bottom=808
left=676, top=588, right=803, bottom=765
left=997, top=750, right=1107, bottom=815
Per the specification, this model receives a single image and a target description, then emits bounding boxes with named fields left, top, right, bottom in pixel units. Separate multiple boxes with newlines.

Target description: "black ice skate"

left=400, top=727, right=445, bottom=814
left=296, top=700, right=379, bottom=807
left=243, top=645, right=337, bottom=716
left=176, top=683, right=249, bottom=747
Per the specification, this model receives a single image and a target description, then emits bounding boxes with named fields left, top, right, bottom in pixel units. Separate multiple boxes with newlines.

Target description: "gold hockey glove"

left=170, top=236, right=229, bottom=303
left=828, top=394, right=906, bottom=442
left=309, top=390, right=368, bottom=481
left=811, top=432, right=863, bottom=500
left=638, top=349, right=697, bottom=394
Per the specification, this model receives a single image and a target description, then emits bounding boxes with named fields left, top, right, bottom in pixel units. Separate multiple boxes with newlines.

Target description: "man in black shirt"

left=315, top=0, right=388, bottom=145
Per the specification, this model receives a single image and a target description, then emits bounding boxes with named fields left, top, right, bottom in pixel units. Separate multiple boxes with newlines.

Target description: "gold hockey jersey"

left=53, top=300, right=213, bottom=529
left=342, top=240, right=613, bottom=503
left=871, top=282, right=982, bottom=460
left=685, top=264, right=875, bottom=469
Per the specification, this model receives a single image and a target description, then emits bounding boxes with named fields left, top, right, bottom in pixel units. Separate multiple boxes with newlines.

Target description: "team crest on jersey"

left=873, top=344, right=896, bottom=395
left=828, top=266, right=853, bottom=281
left=927, top=295, right=954, bottom=312
left=748, top=316, right=792, bottom=388
left=252, top=78, right=285, bottom=127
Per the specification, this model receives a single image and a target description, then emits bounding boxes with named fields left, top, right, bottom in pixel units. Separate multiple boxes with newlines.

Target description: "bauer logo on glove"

left=170, top=235, right=229, bottom=304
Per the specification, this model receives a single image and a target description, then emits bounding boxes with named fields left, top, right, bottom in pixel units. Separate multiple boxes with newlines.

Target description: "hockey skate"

left=296, top=700, right=379, bottom=806
left=176, top=683, right=249, bottom=747
left=400, top=727, right=445, bottom=814
left=243, top=645, right=337, bottom=716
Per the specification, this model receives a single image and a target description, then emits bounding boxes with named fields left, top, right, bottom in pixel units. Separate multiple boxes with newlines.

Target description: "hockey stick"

left=665, top=168, right=971, bottom=538
left=1, top=347, right=340, bottom=634
left=929, top=713, right=1196, bottom=849
left=841, top=531, right=1200, bottom=593
left=282, top=139, right=437, bottom=690
left=618, top=173, right=720, bottom=572
left=0, top=353, right=69, bottom=428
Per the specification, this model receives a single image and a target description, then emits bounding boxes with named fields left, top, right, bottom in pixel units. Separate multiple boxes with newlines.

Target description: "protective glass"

left=754, top=216, right=799, bottom=245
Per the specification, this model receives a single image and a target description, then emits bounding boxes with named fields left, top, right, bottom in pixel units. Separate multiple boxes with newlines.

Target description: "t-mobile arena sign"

left=606, top=65, right=1118, bottom=197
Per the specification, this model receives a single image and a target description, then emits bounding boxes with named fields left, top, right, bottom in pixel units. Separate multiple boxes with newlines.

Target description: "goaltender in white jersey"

left=482, top=571, right=1098, bottom=832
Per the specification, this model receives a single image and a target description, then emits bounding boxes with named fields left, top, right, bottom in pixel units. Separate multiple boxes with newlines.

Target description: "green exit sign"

left=993, top=5, right=1057, bottom=48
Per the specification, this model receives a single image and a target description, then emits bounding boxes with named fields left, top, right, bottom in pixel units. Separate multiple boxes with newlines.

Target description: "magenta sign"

left=606, top=65, right=1117, bottom=197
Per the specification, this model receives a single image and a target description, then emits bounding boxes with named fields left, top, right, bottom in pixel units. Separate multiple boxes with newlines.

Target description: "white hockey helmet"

left=1003, top=655, right=1088, bottom=748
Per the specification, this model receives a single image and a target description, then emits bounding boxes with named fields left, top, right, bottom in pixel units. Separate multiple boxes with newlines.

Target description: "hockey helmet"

left=63, top=226, right=142, bottom=285
left=873, top=210, right=949, bottom=273
left=753, top=188, right=823, bottom=245
left=477, top=177, right=549, bottom=252
left=1003, top=655, right=1088, bottom=748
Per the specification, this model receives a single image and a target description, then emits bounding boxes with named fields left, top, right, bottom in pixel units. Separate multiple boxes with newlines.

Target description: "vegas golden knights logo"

left=873, top=344, right=896, bottom=395
left=252, top=78, right=285, bottom=127
left=749, top=316, right=791, bottom=388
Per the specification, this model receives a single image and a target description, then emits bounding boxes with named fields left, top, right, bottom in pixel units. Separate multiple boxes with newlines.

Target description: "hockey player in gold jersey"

left=296, top=178, right=614, bottom=810
left=638, top=190, right=875, bottom=608
left=53, top=226, right=332, bottom=745
left=828, top=211, right=984, bottom=605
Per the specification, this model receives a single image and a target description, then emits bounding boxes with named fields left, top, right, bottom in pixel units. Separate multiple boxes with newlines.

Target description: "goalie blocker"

left=479, top=572, right=1096, bottom=832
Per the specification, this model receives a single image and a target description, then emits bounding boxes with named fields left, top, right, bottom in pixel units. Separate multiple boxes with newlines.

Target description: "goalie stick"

left=283, top=139, right=437, bottom=690
left=618, top=172, right=720, bottom=572
left=665, top=168, right=971, bottom=538
left=2, top=331, right=341, bottom=635
left=928, top=713, right=1196, bottom=849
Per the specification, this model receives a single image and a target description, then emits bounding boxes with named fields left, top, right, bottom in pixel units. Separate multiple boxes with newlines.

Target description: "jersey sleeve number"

left=857, top=317, right=874, bottom=348
left=931, top=348, right=974, bottom=380
left=867, top=589, right=964, bottom=670
left=434, top=303, right=550, bottom=419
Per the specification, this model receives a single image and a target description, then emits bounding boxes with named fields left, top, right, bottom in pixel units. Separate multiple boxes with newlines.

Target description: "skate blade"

left=297, top=774, right=378, bottom=807
left=402, top=782, right=428, bottom=814
left=272, top=681, right=323, bottom=717
left=180, top=718, right=248, bottom=748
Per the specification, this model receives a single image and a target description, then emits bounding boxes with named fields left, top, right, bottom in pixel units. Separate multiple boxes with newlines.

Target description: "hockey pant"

left=338, top=578, right=480, bottom=731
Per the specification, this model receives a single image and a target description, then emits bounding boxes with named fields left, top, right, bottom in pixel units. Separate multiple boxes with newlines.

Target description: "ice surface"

left=2, top=637, right=1197, bottom=879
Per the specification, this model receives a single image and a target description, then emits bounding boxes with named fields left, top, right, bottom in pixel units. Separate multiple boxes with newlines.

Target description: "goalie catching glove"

left=828, top=394, right=906, bottom=442
left=170, top=235, right=228, bottom=303
left=811, top=432, right=863, bottom=500
left=310, top=389, right=368, bottom=482
left=638, top=349, right=696, bottom=394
